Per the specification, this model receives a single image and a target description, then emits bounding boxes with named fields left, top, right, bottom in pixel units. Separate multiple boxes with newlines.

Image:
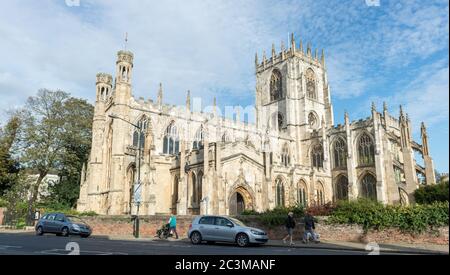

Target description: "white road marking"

left=0, top=245, right=23, bottom=250
left=39, top=249, right=128, bottom=255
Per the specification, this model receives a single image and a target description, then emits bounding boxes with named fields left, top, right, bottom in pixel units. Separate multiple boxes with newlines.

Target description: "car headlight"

left=72, top=224, right=80, bottom=231
left=251, top=230, right=265, bottom=236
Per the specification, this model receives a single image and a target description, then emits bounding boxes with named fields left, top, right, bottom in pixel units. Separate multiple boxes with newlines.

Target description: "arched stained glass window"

left=333, top=138, right=347, bottom=169
left=336, top=176, right=349, bottom=201
left=358, top=134, right=375, bottom=166
left=275, top=178, right=285, bottom=207
left=361, top=174, right=377, bottom=200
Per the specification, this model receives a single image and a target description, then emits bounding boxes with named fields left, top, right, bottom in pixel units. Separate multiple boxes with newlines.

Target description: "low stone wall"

left=82, top=215, right=449, bottom=245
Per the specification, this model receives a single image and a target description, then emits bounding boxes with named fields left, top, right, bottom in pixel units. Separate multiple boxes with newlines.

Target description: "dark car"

left=35, top=213, right=92, bottom=238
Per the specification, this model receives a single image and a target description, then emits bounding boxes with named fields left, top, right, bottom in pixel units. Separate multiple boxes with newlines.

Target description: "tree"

left=0, top=114, right=21, bottom=196
left=47, top=98, right=94, bottom=208
left=18, top=89, right=70, bottom=224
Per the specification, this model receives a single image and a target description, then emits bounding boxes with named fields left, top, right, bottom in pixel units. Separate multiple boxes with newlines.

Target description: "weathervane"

left=124, top=32, right=128, bottom=50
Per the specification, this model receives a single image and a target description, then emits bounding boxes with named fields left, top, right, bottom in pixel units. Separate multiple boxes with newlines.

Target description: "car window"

left=199, top=217, right=215, bottom=225
left=215, top=218, right=231, bottom=227
left=41, top=215, right=48, bottom=220
left=55, top=214, right=65, bottom=222
left=47, top=214, right=56, bottom=221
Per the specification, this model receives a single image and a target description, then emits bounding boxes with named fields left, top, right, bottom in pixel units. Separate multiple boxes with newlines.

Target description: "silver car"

left=35, top=213, right=92, bottom=238
left=188, top=216, right=269, bottom=247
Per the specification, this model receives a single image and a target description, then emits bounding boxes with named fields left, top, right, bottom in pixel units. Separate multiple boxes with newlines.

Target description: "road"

left=0, top=232, right=423, bottom=255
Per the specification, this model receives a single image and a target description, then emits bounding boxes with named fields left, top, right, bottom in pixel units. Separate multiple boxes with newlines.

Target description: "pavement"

left=0, top=230, right=447, bottom=255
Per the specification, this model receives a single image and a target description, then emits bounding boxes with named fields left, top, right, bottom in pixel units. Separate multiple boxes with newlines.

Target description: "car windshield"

left=67, top=216, right=86, bottom=224
left=229, top=218, right=246, bottom=227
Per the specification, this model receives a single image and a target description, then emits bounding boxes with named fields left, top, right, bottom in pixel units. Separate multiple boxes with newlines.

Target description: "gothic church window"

left=316, top=182, right=325, bottom=205
left=336, top=176, right=349, bottom=201
left=358, top=133, right=375, bottom=166
left=308, top=112, right=318, bottom=129
left=163, top=122, right=180, bottom=155
left=311, top=143, right=324, bottom=169
left=270, top=69, right=283, bottom=101
left=133, top=117, right=149, bottom=149
left=297, top=181, right=308, bottom=206
left=193, top=126, right=204, bottom=150
left=360, top=174, right=377, bottom=200
left=275, top=178, right=285, bottom=207
left=306, top=68, right=316, bottom=100
left=333, top=138, right=347, bottom=169
left=281, top=143, right=290, bottom=167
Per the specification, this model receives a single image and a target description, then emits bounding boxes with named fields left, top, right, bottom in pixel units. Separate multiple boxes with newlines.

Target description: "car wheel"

left=190, top=232, right=202, bottom=245
left=236, top=233, right=250, bottom=247
left=36, top=226, right=44, bottom=236
left=61, top=227, right=70, bottom=237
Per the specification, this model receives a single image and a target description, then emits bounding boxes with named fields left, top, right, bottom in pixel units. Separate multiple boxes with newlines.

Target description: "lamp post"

left=109, top=114, right=143, bottom=238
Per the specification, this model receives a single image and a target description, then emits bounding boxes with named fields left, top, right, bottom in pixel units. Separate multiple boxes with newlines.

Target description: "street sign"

left=134, top=182, right=142, bottom=205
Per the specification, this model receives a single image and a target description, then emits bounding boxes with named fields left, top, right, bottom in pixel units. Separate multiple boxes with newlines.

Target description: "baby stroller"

left=156, top=223, right=173, bottom=240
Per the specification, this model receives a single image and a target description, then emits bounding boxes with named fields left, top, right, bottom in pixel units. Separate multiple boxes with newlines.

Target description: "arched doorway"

left=229, top=186, right=254, bottom=216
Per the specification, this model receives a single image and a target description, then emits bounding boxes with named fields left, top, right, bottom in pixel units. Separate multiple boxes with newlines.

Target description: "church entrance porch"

left=228, top=186, right=254, bottom=216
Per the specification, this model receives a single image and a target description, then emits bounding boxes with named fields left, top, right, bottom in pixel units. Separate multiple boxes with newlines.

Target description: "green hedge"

left=239, top=205, right=305, bottom=228
left=414, top=182, right=449, bottom=204
left=328, top=200, right=449, bottom=233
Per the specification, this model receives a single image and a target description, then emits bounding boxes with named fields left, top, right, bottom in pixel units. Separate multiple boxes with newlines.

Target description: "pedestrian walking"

left=282, top=212, right=296, bottom=246
left=303, top=211, right=320, bottom=244
left=168, top=214, right=179, bottom=239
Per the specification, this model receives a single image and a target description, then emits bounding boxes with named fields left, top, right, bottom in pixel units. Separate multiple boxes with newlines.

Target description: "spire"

left=290, top=33, right=296, bottom=51
left=213, top=97, right=217, bottom=115
left=157, top=83, right=163, bottom=107
left=371, top=102, right=376, bottom=112
left=272, top=43, right=276, bottom=60
left=344, top=111, right=350, bottom=124
left=186, top=90, right=191, bottom=112
left=421, top=122, right=427, bottom=134
left=255, top=52, right=259, bottom=68
left=281, top=41, right=286, bottom=60
left=262, top=51, right=267, bottom=67
left=299, top=40, right=304, bottom=53
left=399, top=105, right=405, bottom=120
left=383, top=102, right=388, bottom=113
left=314, top=49, right=318, bottom=60
left=320, top=49, right=325, bottom=66
left=307, top=43, right=312, bottom=56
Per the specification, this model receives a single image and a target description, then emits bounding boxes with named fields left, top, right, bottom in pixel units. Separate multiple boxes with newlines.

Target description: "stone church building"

left=77, top=35, right=436, bottom=216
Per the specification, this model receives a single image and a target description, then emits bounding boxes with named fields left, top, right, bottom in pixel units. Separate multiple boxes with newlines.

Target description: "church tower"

left=255, top=34, right=333, bottom=166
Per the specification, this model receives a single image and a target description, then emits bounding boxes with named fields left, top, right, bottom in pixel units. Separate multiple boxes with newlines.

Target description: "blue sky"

left=0, top=0, right=448, bottom=172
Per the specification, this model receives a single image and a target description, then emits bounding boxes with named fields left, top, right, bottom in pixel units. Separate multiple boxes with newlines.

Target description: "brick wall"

left=82, top=215, right=449, bottom=245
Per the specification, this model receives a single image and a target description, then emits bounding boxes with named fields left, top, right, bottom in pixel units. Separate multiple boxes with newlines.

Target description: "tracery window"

left=306, top=68, right=316, bottom=99
left=361, top=174, right=377, bottom=200
left=193, top=126, right=204, bottom=150
left=316, top=182, right=325, bottom=205
left=333, top=138, right=347, bottom=169
left=312, top=144, right=324, bottom=169
left=358, top=134, right=375, bottom=166
left=336, top=176, right=349, bottom=201
left=281, top=143, right=290, bottom=167
left=297, top=181, right=308, bottom=206
left=275, top=178, right=285, bottom=207
left=132, top=116, right=149, bottom=148
left=308, top=113, right=318, bottom=129
left=270, top=70, right=283, bottom=101
left=163, top=122, right=180, bottom=155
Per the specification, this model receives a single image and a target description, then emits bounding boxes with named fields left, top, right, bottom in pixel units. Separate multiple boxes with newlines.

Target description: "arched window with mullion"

left=132, top=116, right=149, bottom=149
left=360, top=174, right=377, bottom=200
left=193, top=126, right=204, bottom=150
left=311, top=143, right=324, bottom=169
left=163, top=122, right=180, bottom=155
left=336, top=176, right=349, bottom=201
left=270, top=70, right=283, bottom=102
left=358, top=134, right=375, bottom=166
left=275, top=178, right=285, bottom=207
left=333, top=138, right=347, bottom=169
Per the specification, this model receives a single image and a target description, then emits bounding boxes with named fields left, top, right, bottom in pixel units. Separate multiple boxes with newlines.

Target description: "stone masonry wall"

left=82, top=215, right=449, bottom=245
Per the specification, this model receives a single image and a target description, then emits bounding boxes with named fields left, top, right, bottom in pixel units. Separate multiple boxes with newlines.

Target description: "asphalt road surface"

left=0, top=232, right=421, bottom=255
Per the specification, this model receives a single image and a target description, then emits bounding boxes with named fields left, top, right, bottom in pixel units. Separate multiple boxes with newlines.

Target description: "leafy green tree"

left=18, top=89, right=71, bottom=224
left=0, top=114, right=21, bottom=196
left=414, top=182, right=449, bottom=204
left=47, top=98, right=94, bottom=208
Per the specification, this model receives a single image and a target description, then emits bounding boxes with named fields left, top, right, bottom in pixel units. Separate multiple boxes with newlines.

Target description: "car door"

left=45, top=214, right=57, bottom=233
left=54, top=214, right=66, bottom=232
left=197, top=216, right=217, bottom=241
left=214, top=217, right=237, bottom=242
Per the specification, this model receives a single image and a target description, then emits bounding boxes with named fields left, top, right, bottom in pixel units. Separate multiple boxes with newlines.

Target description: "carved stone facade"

left=77, top=35, right=436, bottom=216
